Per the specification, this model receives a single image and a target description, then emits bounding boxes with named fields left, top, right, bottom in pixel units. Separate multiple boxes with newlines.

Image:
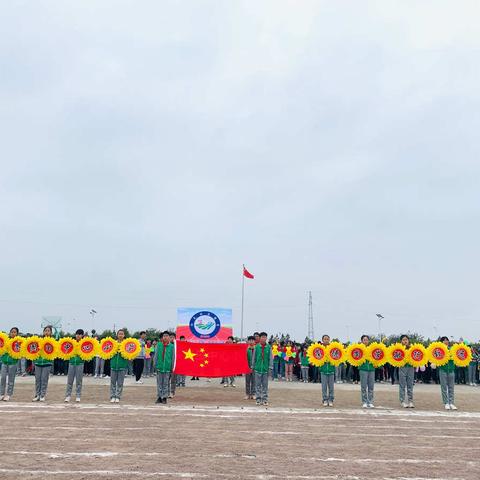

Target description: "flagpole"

left=241, top=264, right=245, bottom=340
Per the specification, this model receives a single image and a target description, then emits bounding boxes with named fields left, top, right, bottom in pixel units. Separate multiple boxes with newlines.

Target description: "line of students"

left=0, top=326, right=460, bottom=410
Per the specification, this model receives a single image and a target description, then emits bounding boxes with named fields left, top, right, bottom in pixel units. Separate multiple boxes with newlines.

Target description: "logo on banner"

left=189, top=311, right=221, bottom=339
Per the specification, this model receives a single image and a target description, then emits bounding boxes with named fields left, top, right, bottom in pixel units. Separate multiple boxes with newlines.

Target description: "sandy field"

left=0, top=375, right=478, bottom=480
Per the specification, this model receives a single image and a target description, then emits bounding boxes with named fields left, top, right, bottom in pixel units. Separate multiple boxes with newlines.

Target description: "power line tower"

left=307, top=291, right=314, bottom=340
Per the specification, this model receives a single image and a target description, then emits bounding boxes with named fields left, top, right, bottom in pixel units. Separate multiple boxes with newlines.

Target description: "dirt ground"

left=0, top=375, right=478, bottom=480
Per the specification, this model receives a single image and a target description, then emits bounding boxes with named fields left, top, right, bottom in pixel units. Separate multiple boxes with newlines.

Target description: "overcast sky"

left=1, top=1, right=479, bottom=341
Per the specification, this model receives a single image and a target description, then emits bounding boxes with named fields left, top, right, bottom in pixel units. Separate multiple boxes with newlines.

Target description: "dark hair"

left=179, top=336, right=185, bottom=340
left=140, top=331, right=146, bottom=335
left=439, top=336, right=449, bottom=343
left=75, top=329, right=84, bottom=336
left=117, top=329, right=125, bottom=335
left=321, top=334, right=330, bottom=340
left=10, top=327, right=19, bottom=334
left=361, top=334, right=370, bottom=341
left=227, top=336, right=234, bottom=341
left=259, top=332, right=268, bottom=337
left=43, top=325, right=53, bottom=334
left=247, top=335, right=255, bottom=341
left=170, top=332, right=176, bottom=338
left=161, top=330, right=170, bottom=337
left=400, top=334, right=409, bottom=341
left=254, top=332, right=260, bottom=336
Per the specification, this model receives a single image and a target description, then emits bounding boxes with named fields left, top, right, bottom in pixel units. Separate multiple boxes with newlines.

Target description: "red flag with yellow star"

left=174, top=341, right=250, bottom=377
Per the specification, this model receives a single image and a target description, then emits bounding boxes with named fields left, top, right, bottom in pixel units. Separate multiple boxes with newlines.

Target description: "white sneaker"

left=94, top=375, right=98, bottom=378
left=445, top=404, right=451, bottom=410
left=39, top=397, right=46, bottom=402
left=76, top=397, right=81, bottom=403
left=450, top=404, right=458, bottom=410
left=328, top=401, right=334, bottom=407
left=323, top=401, right=328, bottom=407
left=231, top=384, right=236, bottom=388
left=408, top=402, right=415, bottom=408
left=223, top=384, right=229, bottom=388
left=32, top=396, right=40, bottom=402
left=362, top=403, right=368, bottom=408
left=115, top=398, right=120, bottom=403
left=401, top=402, right=408, bottom=408
left=110, top=398, right=116, bottom=403
left=64, top=396, right=71, bottom=403
left=136, top=380, right=143, bottom=384
left=3, top=395, right=10, bottom=401
left=368, top=403, right=375, bottom=408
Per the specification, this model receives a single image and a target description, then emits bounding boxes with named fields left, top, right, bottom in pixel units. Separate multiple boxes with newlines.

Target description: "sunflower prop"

left=119, top=337, right=141, bottom=360
left=58, top=337, right=77, bottom=360
left=326, top=342, right=346, bottom=367
left=77, top=337, right=99, bottom=361
left=427, top=341, right=450, bottom=367
left=306, top=342, right=326, bottom=367
left=367, top=342, right=389, bottom=368
left=346, top=343, right=367, bottom=367
left=21, top=335, right=42, bottom=360
left=99, top=337, right=118, bottom=360
left=0, top=331, right=8, bottom=355
left=283, top=346, right=297, bottom=359
left=388, top=343, right=407, bottom=367
left=407, top=343, right=428, bottom=368
left=6, top=336, right=24, bottom=359
left=450, top=343, right=472, bottom=367
left=272, top=344, right=279, bottom=357
left=40, top=337, right=58, bottom=361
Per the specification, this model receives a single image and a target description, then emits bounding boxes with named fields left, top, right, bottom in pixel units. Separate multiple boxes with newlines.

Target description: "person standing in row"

left=359, top=334, right=375, bottom=408
left=0, top=327, right=20, bottom=401
left=299, top=346, right=310, bottom=383
left=438, top=336, right=457, bottom=410
left=223, top=336, right=236, bottom=387
left=33, top=325, right=53, bottom=402
left=110, top=329, right=128, bottom=403
left=133, top=331, right=146, bottom=384
left=252, top=332, right=272, bottom=406
left=156, top=331, right=174, bottom=404
left=65, top=329, right=85, bottom=403
left=245, top=335, right=255, bottom=399
left=176, top=335, right=186, bottom=387
left=320, top=334, right=335, bottom=407
left=169, top=332, right=177, bottom=397
left=399, top=334, right=415, bottom=408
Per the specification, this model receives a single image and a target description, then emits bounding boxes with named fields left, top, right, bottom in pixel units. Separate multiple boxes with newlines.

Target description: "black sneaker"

left=155, top=397, right=162, bottom=404
left=162, top=397, right=167, bottom=404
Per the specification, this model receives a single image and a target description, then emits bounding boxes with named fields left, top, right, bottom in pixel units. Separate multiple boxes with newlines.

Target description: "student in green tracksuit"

left=299, top=346, right=310, bottom=383
left=245, top=336, right=256, bottom=399
left=155, top=331, right=174, bottom=404
left=399, top=334, right=415, bottom=408
left=65, top=329, right=85, bottom=403
left=320, top=334, right=335, bottom=407
left=33, top=325, right=53, bottom=402
left=359, top=334, right=375, bottom=408
left=438, top=336, right=457, bottom=410
left=110, top=329, right=128, bottom=403
left=0, top=327, right=19, bottom=401
left=251, top=332, right=273, bottom=406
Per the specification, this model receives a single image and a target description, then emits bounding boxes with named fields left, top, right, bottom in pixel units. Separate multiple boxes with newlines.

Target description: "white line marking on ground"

left=0, top=469, right=467, bottom=480
left=0, top=469, right=362, bottom=479
left=1, top=402, right=479, bottom=420
left=239, top=430, right=480, bottom=439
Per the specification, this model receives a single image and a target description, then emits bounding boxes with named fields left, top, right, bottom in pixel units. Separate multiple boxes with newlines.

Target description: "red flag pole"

left=241, top=264, right=245, bottom=340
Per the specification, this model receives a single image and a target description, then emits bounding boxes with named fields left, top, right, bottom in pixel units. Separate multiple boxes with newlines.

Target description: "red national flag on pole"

left=174, top=341, right=250, bottom=378
left=243, top=266, right=254, bottom=279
